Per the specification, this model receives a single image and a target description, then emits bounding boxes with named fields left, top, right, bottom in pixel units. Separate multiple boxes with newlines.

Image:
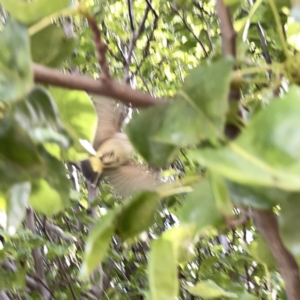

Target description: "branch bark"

left=33, top=63, right=167, bottom=107
left=252, top=210, right=300, bottom=300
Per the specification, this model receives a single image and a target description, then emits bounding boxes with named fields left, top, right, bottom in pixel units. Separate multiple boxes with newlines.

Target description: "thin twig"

left=124, top=1, right=151, bottom=83
left=26, top=208, right=51, bottom=300
left=194, top=1, right=214, bottom=52
left=171, top=4, right=208, bottom=57
left=127, top=0, right=135, bottom=32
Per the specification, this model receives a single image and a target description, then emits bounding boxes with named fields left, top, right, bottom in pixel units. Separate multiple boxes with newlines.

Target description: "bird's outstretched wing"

left=102, top=164, right=161, bottom=198
left=91, top=96, right=126, bottom=151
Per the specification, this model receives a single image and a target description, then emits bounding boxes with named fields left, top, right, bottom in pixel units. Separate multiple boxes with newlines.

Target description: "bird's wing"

left=91, top=96, right=126, bottom=150
left=102, top=164, right=161, bottom=198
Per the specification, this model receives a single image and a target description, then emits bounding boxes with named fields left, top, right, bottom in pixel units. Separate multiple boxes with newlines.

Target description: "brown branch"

left=127, top=0, right=135, bottom=32
left=252, top=211, right=300, bottom=300
left=83, top=13, right=110, bottom=79
left=216, top=0, right=236, bottom=57
left=33, top=63, right=167, bottom=107
left=130, top=4, right=159, bottom=81
left=124, top=1, right=151, bottom=83
left=0, top=291, right=10, bottom=300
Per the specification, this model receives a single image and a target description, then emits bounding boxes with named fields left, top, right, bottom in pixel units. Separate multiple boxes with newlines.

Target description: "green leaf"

left=13, top=87, right=72, bottom=149
left=0, top=19, right=33, bottom=102
left=0, top=117, right=46, bottom=189
left=0, top=268, right=26, bottom=289
left=48, top=87, right=96, bottom=155
left=162, top=225, right=195, bottom=264
left=31, top=24, right=78, bottom=67
left=179, top=179, right=225, bottom=233
left=152, top=58, right=234, bottom=146
left=116, top=191, right=160, bottom=240
left=210, top=173, right=234, bottom=216
left=184, top=280, right=237, bottom=298
left=80, top=212, right=116, bottom=278
left=279, top=192, right=300, bottom=265
left=246, top=235, right=277, bottom=270
left=126, top=103, right=179, bottom=167
left=236, top=293, right=259, bottom=300
left=227, top=181, right=287, bottom=209
left=29, top=150, right=70, bottom=215
left=0, top=0, right=71, bottom=25
left=7, top=182, right=31, bottom=232
left=189, top=86, right=300, bottom=191
left=148, top=238, right=178, bottom=300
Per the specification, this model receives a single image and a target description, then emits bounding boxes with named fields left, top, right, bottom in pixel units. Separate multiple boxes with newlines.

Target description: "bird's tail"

left=80, top=156, right=104, bottom=186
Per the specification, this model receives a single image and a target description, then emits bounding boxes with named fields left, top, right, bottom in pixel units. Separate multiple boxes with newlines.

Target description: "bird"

left=80, top=96, right=160, bottom=198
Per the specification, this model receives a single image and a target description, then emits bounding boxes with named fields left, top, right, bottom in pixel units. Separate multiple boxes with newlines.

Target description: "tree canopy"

left=1, top=0, right=300, bottom=299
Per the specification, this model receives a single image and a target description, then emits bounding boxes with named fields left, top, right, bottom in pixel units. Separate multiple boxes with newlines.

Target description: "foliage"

left=0, top=0, right=299, bottom=299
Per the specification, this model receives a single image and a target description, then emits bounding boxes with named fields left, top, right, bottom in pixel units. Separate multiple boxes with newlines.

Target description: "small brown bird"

left=80, top=96, right=160, bottom=197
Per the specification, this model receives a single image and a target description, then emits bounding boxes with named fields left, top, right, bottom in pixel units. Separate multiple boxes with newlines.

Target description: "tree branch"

left=216, top=0, right=236, bottom=57
left=252, top=210, right=300, bottom=300
left=33, top=63, right=167, bottom=107
left=26, top=208, right=51, bottom=300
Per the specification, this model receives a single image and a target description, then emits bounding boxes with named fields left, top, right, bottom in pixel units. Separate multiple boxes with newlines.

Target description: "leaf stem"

left=267, top=0, right=290, bottom=57
left=28, top=8, right=77, bottom=36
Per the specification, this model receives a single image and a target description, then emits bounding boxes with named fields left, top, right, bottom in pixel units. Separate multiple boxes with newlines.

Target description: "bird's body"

left=80, top=97, right=159, bottom=197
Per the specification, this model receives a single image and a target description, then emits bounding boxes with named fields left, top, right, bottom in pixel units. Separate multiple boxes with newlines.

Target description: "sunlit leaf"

left=184, top=280, right=237, bottom=298
left=29, top=150, right=70, bottom=215
left=48, top=87, right=96, bottom=156
left=0, top=19, right=33, bottom=102
left=189, top=86, right=300, bottom=191
left=116, top=191, right=160, bottom=240
left=0, top=0, right=71, bottom=25
left=31, top=24, right=78, bottom=67
left=148, top=238, right=178, bottom=300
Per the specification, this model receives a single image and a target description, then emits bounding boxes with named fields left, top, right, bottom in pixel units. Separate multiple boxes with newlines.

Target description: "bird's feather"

left=91, top=96, right=126, bottom=150
left=102, top=165, right=160, bottom=198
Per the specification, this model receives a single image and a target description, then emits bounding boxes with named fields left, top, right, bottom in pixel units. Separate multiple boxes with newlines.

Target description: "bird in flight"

left=80, top=96, right=160, bottom=197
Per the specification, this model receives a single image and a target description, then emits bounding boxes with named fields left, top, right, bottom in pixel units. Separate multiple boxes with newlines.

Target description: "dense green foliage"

left=1, top=0, right=300, bottom=299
